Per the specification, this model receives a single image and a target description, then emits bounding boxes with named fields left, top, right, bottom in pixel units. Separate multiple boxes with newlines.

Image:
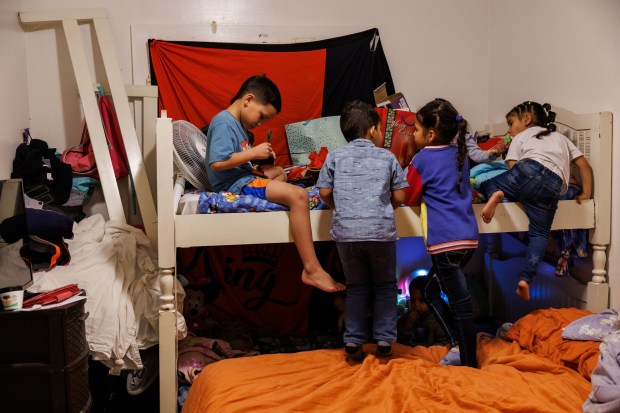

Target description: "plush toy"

left=183, top=285, right=218, bottom=336
left=177, top=336, right=259, bottom=384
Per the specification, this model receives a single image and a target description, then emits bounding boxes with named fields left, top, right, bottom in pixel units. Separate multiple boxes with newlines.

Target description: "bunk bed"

left=155, top=107, right=613, bottom=411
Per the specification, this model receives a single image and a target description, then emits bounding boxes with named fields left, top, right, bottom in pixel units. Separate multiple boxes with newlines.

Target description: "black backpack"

left=11, top=129, right=74, bottom=209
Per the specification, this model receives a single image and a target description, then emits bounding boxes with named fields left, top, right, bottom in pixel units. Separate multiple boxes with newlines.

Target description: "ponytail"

left=535, top=102, right=556, bottom=138
left=455, top=116, right=468, bottom=193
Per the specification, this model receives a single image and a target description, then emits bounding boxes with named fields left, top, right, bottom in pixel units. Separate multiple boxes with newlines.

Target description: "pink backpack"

left=61, top=91, right=129, bottom=180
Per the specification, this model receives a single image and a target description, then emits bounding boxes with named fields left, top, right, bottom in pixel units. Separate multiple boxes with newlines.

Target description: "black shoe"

left=344, top=343, right=365, bottom=361
left=376, top=341, right=392, bottom=358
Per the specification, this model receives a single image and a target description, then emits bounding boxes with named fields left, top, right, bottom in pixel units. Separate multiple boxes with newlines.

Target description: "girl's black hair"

left=230, top=74, right=282, bottom=113
left=340, top=100, right=381, bottom=142
left=416, top=98, right=469, bottom=192
left=506, top=101, right=556, bottom=139
left=408, top=275, right=429, bottom=295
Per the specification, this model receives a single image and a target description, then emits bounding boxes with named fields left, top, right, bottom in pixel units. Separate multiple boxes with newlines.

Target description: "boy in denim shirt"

left=316, top=100, right=408, bottom=361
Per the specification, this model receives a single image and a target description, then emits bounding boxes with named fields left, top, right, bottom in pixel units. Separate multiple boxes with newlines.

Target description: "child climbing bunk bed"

left=155, top=106, right=613, bottom=411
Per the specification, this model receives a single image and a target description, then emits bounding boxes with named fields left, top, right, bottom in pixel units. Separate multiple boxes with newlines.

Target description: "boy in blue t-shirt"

left=206, top=74, right=344, bottom=293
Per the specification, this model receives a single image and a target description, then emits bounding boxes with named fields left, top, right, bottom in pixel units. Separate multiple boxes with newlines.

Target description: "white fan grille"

left=172, top=120, right=212, bottom=191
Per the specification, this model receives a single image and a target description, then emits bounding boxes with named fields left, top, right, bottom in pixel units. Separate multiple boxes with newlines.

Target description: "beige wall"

left=0, top=0, right=29, bottom=179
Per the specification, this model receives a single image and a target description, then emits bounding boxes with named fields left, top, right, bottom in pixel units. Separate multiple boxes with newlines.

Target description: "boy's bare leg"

left=481, top=190, right=504, bottom=223
left=515, top=280, right=530, bottom=301
left=266, top=180, right=345, bottom=292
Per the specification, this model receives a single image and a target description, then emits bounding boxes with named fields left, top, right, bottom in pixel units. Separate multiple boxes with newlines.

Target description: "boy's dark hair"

left=417, top=98, right=468, bottom=192
left=230, top=74, right=282, bottom=113
left=340, top=100, right=381, bottom=142
left=506, top=101, right=556, bottom=139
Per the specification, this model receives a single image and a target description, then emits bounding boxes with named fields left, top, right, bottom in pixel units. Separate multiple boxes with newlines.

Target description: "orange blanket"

left=183, top=308, right=600, bottom=412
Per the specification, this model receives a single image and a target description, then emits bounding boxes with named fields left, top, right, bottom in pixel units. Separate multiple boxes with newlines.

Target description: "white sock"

left=439, top=347, right=461, bottom=366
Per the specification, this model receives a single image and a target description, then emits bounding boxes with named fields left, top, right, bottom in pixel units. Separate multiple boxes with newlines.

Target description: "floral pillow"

left=561, top=308, right=618, bottom=341
left=285, top=116, right=346, bottom=166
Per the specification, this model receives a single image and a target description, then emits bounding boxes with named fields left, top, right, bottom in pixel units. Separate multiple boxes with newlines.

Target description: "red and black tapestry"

left=149, top=28, right=394, bottom=165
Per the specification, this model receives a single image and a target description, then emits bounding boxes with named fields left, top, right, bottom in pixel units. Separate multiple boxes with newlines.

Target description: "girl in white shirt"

left=480, top=101, right=592, bottom=301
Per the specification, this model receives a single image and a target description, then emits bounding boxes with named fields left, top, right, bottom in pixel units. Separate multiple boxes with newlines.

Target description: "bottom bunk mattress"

left=183, top=308, right=601, bottom=413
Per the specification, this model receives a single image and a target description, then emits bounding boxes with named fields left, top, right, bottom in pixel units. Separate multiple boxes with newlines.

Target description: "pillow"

left=561, top=308, right=618, bottom=341
left=285, top=116, right=347, bottom=166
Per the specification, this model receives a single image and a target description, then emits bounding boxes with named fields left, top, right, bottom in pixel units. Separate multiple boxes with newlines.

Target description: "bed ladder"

left=19, top=10, right=177, bottom=413
left=18, top=9, right=158, bottom=251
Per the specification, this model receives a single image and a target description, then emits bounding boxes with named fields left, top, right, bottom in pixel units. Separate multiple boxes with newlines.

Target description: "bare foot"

left=515, top=280, right=530, bottom=301
left=302, top=269, right=346, bottom=293
left=481, top=191, right=504, bottom=223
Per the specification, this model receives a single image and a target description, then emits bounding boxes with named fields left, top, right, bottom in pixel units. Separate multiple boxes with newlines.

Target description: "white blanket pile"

left=29, top=214, right=187, bottom=374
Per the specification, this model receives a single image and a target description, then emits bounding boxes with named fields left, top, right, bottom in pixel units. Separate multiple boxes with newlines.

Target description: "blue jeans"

left=480, top=159, right=563, bottom=284
left=422, top=249, right=477, bottom=368
left=336, top=241, right=397, bottom=344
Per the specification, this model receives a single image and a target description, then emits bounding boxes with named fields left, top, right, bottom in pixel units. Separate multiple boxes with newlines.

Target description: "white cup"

left=1, top=286, right=24, bottom=311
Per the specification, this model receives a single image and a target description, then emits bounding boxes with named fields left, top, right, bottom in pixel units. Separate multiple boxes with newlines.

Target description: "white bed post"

left=585, top=111, right=612, bottom=312
left=157, top=112, right=178, bottom=412
left=588, top=245, right=609, bottom=310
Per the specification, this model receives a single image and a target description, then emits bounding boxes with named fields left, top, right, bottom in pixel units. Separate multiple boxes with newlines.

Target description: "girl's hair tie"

left=456, top=115, right=463, bottom=121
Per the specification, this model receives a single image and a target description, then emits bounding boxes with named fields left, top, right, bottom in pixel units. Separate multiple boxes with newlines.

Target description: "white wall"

left=0, top=0, right=29, bottom=179
left=488, top=0, right=620, bottom=306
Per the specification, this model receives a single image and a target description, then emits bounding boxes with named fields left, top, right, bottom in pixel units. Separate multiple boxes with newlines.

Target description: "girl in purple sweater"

left=404, top=98, right=479, bottom=368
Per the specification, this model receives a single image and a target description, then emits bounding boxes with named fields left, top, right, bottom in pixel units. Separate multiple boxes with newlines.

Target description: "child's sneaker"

left=439, top=347, right=461, bottom=366
left=345, top=343, right=365, bottom=361
left=375, top=341, right=392, bottom=358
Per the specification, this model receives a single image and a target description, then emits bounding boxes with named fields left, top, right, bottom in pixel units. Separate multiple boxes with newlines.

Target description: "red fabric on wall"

left=150, top=40, right=326, bottom=165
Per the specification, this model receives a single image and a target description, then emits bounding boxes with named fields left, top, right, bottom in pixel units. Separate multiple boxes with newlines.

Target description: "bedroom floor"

left=89, top=350, right=160, bottom=413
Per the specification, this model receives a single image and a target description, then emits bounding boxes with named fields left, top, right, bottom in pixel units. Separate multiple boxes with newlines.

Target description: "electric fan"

left=172, top=120, right=212, bottom=191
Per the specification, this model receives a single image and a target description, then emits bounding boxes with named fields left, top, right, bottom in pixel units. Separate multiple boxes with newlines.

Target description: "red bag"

left=376, top=107, right=418, bottom=168
left=61, top=92, right=129, bottom=179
